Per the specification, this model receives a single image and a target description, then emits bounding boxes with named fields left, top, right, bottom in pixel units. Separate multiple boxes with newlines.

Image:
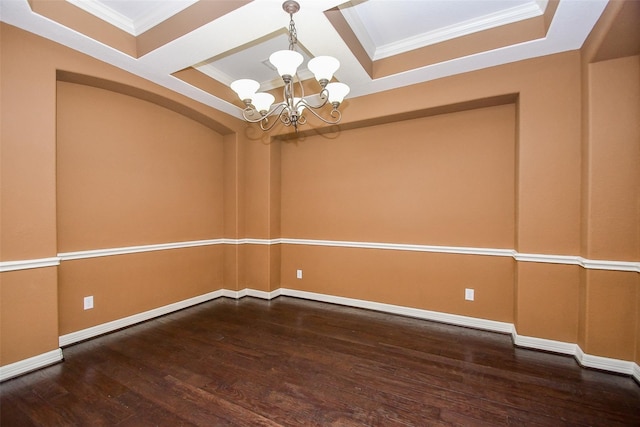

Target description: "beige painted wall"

left=0, top=23, right=240, bottom=365
left=57, top=81, right=226, bottom=251
left=56, top=81, right=227, bottom=334
left=1, top=0, right=639, bottom=373
left=578, top=54, right=640, bottom=360
left=279, top=103, right=516, bottom=322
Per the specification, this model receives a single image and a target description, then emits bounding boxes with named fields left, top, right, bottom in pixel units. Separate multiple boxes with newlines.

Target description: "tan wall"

left=579, top=55, right=640, bottom=361
left=583, top=270, right=638, bottom=361
left=278, top=52, right=585, bottom=343
left=56, top=81, right=227, bottom=334
left=281, top=104, right=516, bottom=246
left=585, top=56, right=639, bottom=262
left=0, top=23, right=241, bottom=366
left=279, top=104, right=516, bottom=322
left=57, top=81, right=225, bottom=251
left=515, top=263, right=580, bottom=343
left=58, top=247, right=224, bottom=335
left=1, top=269, right=59, bottom=365
left=282, top=246, right=515, bottom=322
left=1, top=4, right=639, bottom=372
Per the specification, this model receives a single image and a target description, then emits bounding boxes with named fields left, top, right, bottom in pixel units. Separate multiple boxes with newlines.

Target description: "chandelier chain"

left=288, top=14, right=298, bottom=51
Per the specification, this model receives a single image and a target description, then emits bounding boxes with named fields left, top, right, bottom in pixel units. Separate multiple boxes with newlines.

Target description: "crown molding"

left=65, top=0, right=197, bottom=36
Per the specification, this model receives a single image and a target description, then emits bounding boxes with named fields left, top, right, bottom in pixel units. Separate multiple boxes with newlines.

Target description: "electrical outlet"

left=84, top=296, right=94, bottom=310
left=296, top=269, right=303, bottom=279
left=465, top=288, right=475, bottom=301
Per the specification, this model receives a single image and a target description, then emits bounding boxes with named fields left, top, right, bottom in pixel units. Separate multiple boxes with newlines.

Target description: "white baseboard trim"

left=0, top=348, right=63, bottom=382
left=247, top=288, right=282, bottom=299
left=514, top=331, right=640, bottom=383
left=58, top=289, right=225, bottom=347
left=2, top=287, right=631, bottom=385
left=512, top=333, right=578, bottom=355
left=278, top=288, right=515, bottom=334
left=575, top=346, right=639, bottom=377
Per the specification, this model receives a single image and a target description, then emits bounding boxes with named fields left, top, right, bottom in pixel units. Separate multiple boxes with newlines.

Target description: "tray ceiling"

left=0, top=0, right=608, bottom=119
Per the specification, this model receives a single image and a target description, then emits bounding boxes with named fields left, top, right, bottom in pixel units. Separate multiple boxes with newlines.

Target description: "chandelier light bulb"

left=269, top=50, right=304, bottom=78
left=308, top=56, right=340, bottom=86
left=230, top=79, right=260, bottom=102
left=252, top=92, right=275, bottom=114
left=326, top=82, right=350, bottom=105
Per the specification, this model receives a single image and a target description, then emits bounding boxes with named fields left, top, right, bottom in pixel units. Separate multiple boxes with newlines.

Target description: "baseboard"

left=0, top=348, right=63, bottom=382
left=59, top=289, right=225, bottom=347
left=221, top=288, right=282, bottom=300
left=4, top=286, right=633, bottom=385
left=513, top=331, right=640, bottom=382
left=574, top=345, right=638, bottom=376
left=512, top=333, right=578, bottom=355
left=278, top=288, right=514, bottom=334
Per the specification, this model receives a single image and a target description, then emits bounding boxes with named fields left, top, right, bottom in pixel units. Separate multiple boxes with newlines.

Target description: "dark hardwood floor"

left=2, top=296, right=639, bottom=426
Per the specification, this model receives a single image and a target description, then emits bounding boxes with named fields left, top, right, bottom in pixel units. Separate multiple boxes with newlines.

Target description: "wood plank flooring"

left=2, top=296, right=639, bottom=426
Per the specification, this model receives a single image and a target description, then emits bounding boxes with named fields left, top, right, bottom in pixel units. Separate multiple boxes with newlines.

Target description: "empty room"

left=1, top=0, right=639, bottom=424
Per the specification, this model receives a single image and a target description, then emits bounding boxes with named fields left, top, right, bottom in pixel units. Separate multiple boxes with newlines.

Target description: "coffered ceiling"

left=0, top=0, right=609, bottom=119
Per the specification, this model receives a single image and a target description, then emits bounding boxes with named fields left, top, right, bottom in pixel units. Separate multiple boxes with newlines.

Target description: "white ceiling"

left=0, top=0, right=609, bottom=119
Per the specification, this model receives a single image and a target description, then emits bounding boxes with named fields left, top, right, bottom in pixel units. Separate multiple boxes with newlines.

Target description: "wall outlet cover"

left=84, top=296, right=94, bottom=310
left=465, top=288, right=475, bottom=301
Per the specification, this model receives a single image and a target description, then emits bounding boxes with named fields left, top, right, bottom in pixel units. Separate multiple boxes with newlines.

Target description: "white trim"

left=279, top=288, right=515, bottom=334
left=65, top=0, right=198, bottom=36
left=58, top=289, right=225, bottom=347
left=1, top=238, right=636, bottom=273
left=279, top=238, right=515, bottom=258
left=246, top=288, right=282, bottom=300
left=580, top=258, right=640, bottom=273
left=514, top=331, right=640, bottom=381
left=575, top=346, right=638, bottom=376
left=221, top=288, right=281, bottom=300
left=514, top=253, right=582, bottom=266
left=221, top=288, right=246, bottom=299
left=516, top=253, right=640, bottom=273
left=65, top=0, right=137, bottom=34
left=0, top=257, right=60, bottom=272
left=513, top=332, right=578, bottom=355
left=0, top=348, right=63, bottom=382
left=57, top=239, right=227, bottom=261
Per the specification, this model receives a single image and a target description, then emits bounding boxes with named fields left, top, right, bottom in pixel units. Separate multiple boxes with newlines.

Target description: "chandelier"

left=229, top=0, right=350, bottom=132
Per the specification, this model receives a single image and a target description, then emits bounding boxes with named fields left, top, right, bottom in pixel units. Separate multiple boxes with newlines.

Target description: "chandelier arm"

left=301, top=102, right=342, bottom=125
left=297, top=88, right=329, bottom=110
left=260, top=105, right=291, bottom=131
left=296, top=73, right=305, bottom=99
left=241, top=103, right=287, bottom=124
